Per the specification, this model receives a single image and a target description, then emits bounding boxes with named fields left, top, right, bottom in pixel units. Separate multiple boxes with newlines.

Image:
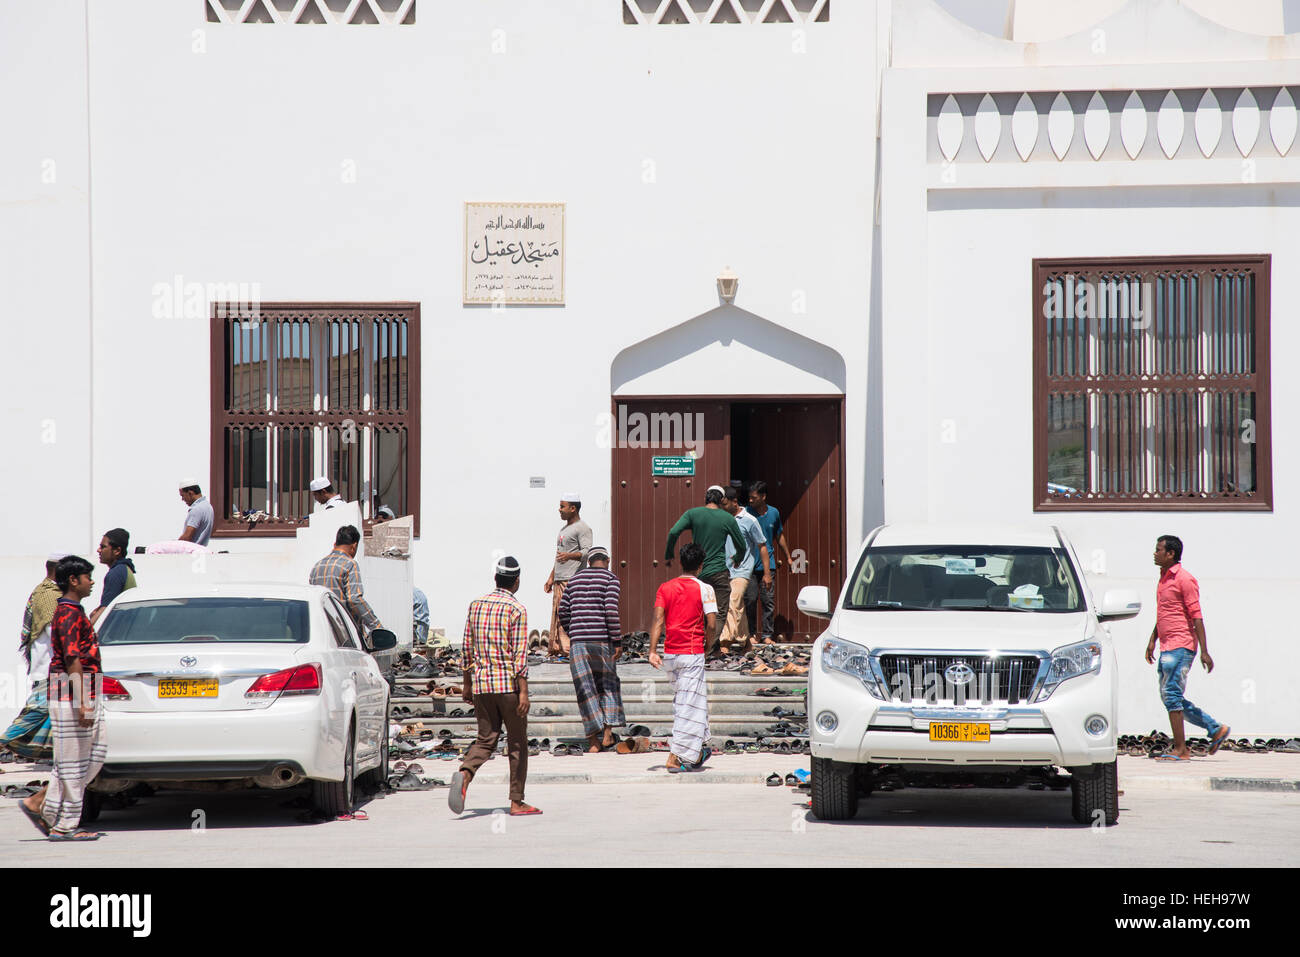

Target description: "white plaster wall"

left=919, top=190, right=1300, bottom=735
left=0, top=0, right=93, bottom=557
left=879, top=0, right=1300, bottom=734
left=0, top=1, right=881, bottom=660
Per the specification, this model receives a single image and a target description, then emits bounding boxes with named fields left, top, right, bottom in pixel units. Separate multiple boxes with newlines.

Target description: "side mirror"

left=1097, top=589, right=1142, bottom=622
left=369, top=629, right=398, bottom=651
left=797, top=585, right=832, bottom=620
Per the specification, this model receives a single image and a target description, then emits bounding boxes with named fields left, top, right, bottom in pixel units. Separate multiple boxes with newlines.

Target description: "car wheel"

left=358, top=714, right=389, bottom=792
left=81, top=789, right=102, bottom=824
left=312, top=721, right=355, bottom=817
left=1070, top=760, right=1119, bottom=826
left=811, top=757, right=859, bottom=820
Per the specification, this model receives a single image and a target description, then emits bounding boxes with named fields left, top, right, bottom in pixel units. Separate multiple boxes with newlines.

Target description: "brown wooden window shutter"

left=209, top=303, right=421, bottom=536
left=1033, top=256, right=1271, bottom=511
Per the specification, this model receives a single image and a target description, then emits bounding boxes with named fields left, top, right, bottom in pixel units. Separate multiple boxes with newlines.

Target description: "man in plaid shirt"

left=449, top=557, right=541, bottom=817
left=309, top=526, right=383, bottom=638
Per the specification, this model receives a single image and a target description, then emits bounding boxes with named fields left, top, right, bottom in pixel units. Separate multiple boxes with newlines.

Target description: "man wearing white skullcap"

left=177, top=477, right=214, bottom=546
left=449, top=556, right=540, bottom=817
left=543, top=494, right=592, bottom=657
left=309, top=476, right=344, bottom=510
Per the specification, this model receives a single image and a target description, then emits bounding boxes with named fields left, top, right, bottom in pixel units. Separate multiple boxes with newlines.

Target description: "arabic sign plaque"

left=464, top=202, right=565, bottom=305
left=652, top=455, right=696, bottom=477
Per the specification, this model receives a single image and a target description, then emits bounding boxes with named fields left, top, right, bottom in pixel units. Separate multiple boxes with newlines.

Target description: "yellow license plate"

left=929, top=722, right=991, bottom=742
left=158, top=677, right=219, bottom=698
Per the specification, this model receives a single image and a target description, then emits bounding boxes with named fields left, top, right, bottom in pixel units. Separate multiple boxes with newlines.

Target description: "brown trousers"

left=460, top=692, right=528, bottom=803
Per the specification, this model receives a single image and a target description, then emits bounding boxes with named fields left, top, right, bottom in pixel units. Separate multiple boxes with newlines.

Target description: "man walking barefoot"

left=648, top=543, right=716, bottom=773
left=449, top=557, right=541, bottom=816
left=543, top=495, right=592, bottom=658
left=558, top=546, right=626, bottom=752
left=1146, top=535, right=1231, bottom=761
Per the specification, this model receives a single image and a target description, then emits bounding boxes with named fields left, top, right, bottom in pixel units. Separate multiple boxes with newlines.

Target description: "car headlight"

left=821, top=637, right=885, bottom=700
left=1035, top=639, right=1103, bottom=702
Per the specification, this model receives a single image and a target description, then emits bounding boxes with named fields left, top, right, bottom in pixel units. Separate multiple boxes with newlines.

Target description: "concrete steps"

left=390, top=656, right=811, bottom=744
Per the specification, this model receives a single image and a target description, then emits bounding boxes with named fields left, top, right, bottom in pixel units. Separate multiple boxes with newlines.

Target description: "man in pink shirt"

left=1145, top=535, right=1230, bottom=761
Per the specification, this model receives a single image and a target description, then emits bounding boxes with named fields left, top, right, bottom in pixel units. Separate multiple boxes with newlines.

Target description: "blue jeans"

left=1158, top=648, right=1222, bottom=737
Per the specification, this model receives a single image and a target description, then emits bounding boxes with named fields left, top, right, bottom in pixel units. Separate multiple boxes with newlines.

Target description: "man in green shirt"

left=664, top=486, right=746, bottom=655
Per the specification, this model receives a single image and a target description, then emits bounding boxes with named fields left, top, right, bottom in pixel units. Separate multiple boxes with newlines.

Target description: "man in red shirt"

left=1145, top=535, right=1230, bottom=761
left=648, top=542, right=717, bottom=772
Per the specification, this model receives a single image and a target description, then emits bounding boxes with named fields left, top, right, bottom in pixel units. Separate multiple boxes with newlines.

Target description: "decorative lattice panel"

left=622, top=0, right=829, bottom=25
left=930, top=87, right=1299, bottom=163
left=205, top=0, right=416, bottom=25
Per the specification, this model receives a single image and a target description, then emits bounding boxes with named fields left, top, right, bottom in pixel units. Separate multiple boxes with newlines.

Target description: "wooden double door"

left=610, top=398, right=844, bottom=641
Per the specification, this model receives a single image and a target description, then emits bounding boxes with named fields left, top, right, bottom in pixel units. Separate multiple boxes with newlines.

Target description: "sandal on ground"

left=510, top=803, right=542, bottom=816
left=766, top=772, right=782, bottom=786
left=48, top=828, right=105, bottom=842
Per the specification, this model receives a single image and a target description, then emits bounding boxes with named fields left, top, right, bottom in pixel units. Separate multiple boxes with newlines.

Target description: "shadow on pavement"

left=804, top=788, right=1123, bottom=829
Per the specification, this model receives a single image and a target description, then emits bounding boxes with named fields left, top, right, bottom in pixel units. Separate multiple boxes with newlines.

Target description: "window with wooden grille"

left=209, top=303, right=420, bottom=536
left=1033, top=256, right=1270, bottom=510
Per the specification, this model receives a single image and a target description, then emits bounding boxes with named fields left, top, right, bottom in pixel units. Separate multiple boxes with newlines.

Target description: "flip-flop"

left=784, top=773, right=799, bottom=786
left=766, top=772, right=782, bottom=786
left=1154, top=753, right=1190, bottom=762
left=510, top=804, right=543, bottom=816
left=335, top=810, right=370, bottom=821
left=447, top=770, right=469, bottom=813
left=20, top=802, right=50, bottom=836
left=48, top=828, right=105, bottom=841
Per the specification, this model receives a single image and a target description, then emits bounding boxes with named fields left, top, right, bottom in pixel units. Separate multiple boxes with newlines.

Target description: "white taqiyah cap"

left=47, top=552, right=71, bottom=562
left=560, top=493, right=581, bottom=504
left=706, top=484, right=726, bottom=495
left=495, top=556, right=521, bottom=577
left=376, top=506, right=396, bottom=519
left=309, top=477, right=331, bottom=492
left=178, top=476, right=200, bottom=489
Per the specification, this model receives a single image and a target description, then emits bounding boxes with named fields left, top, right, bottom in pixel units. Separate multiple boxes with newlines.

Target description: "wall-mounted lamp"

left=716, top=266, right=738, bottom=304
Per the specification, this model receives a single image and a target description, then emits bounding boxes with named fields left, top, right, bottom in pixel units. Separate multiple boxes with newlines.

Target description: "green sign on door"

left=652, top=455, right=696, bottom=477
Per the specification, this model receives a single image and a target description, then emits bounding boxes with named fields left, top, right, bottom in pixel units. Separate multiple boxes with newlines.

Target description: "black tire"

left=312, top=721, right=356, bottom=817
left=358, top=715, right=389, bottom=792
left=1070, top=760, right=1119, bottom=826
left=81, top=789, right=102, bottom=824
left=811, top=757, right=859, bottom=820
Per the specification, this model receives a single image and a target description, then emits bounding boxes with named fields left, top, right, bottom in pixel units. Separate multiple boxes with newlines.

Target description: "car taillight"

left=245, top=664, right=322, bottom=699
left=100, top=676, right=131, bottom=700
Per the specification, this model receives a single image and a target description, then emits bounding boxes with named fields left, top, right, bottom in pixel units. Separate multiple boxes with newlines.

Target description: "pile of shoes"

left=619, top=631, right=651, bottom=663
left=1115, top=730, right=1300, bottom=757
left=391, top=647, right=465, bottom=680
left=737, top=645, right=811, bottom=677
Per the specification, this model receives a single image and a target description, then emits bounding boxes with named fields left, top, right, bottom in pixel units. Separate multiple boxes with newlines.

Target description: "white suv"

left=798, top=524, right=1140, bottom=826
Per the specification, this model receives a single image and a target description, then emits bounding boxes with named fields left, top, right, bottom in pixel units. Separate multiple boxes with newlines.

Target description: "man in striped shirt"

left=309, top=526, right=384, bottom=639
left=558, top=546, right=625, bottom=752
left=449, top=557, right=540, bottom=816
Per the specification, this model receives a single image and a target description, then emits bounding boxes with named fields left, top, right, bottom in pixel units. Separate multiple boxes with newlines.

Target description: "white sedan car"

left=92, top=584, right=394, bottom=816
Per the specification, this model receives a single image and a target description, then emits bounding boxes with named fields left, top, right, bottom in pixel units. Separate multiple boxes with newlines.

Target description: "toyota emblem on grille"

left=180, top=655, right=198, bottom=668
left=944, top=663, right=975, bottom=686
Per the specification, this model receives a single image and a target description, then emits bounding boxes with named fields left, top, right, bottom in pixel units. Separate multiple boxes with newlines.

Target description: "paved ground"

left=3, top=752, right=1297, bottom=867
